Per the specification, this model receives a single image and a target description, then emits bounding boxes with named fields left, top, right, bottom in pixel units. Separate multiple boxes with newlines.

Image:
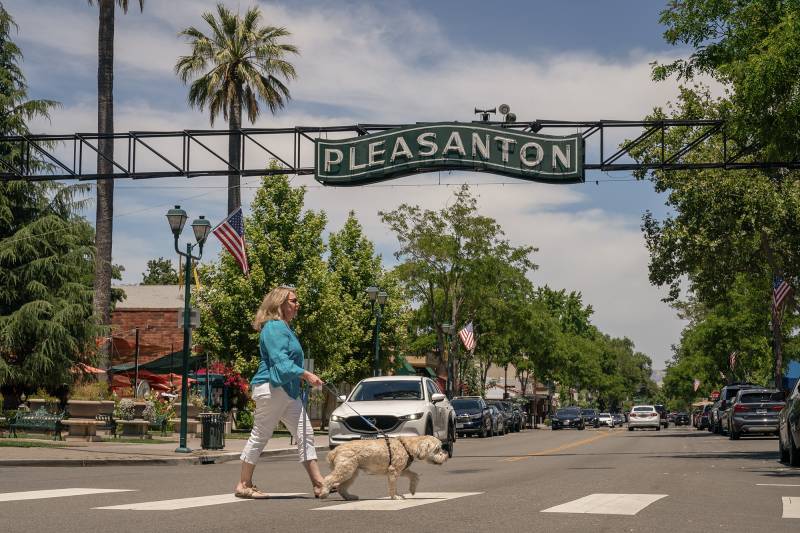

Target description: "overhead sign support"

left=315, top=122, right=584, bottom=186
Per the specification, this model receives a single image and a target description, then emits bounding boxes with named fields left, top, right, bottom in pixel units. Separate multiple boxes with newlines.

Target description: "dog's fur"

left=318, top=435, right=448, bottom=500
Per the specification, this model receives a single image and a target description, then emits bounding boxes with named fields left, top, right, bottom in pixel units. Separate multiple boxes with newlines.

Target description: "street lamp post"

left=166, top=205, right=211, bottom=454
left=365, top=287, right=388, bottom=377
left=441, top=323, right=456, bottom=398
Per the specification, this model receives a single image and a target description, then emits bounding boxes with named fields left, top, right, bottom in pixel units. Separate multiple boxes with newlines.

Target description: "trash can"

left=200, top=412, right=226, bottom=450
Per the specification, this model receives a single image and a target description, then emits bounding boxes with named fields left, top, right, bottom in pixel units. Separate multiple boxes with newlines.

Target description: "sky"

left=5, top=0, right=711, bottom=372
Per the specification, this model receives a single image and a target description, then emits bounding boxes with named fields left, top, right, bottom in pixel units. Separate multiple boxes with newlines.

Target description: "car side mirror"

left=431, top=393, right=446, bottom=403
left=337, top=395, right=347, bottom=403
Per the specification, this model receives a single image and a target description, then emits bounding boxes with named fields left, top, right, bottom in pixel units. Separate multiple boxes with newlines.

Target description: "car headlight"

left=399, top=412, right=424, bottom=421
left=471, top=413, right=483, bottom=420
left=330, top=414, right=345, bottom=422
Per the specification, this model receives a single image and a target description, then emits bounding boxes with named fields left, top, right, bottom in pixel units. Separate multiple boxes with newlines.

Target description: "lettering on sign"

left=315, top=123, right=584, bottom=185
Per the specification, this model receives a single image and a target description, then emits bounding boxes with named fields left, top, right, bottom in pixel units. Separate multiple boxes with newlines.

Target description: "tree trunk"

left=227, top=90, right=242, bottom=214
left=94, top=0, right=114, bottom=367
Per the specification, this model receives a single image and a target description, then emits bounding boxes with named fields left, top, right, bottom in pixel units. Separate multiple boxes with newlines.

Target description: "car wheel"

left=789, top=431, right=800, bottom=467
left=480, top=421, right=487, bottom=438
left=779, top=432, right=790, bottom=463
left=425, top=420, right=434, bottom=436
left=578, top=424, right=585, bottom=431
left=729, top=429, right=740, bottom=440
left=656, top=425, right=661, bottom=431
left=628, top=426, right=634, bottom=431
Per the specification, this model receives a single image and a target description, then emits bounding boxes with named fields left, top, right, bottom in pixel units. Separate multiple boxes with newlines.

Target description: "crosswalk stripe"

left=314, top=492, right=482, bottom=511
left=0, top=488, right=134, bottom=503
left=94, top=493, right=306, bottom=511
left=541, top=493, right=667, bottom=515
left=783, top=497, right=800, bottom=519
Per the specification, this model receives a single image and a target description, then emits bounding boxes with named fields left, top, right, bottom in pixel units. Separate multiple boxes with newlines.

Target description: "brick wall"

left=110, top=308, right=183, bottom=365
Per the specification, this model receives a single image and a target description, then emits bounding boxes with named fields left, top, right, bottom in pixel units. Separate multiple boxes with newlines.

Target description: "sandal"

left=235, top=485, right=270, bottom=499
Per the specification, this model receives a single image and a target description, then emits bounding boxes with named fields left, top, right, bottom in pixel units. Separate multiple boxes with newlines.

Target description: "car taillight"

left=734, top=404, right=749, bottom=412
left=771, top=405, right=784, bottom=411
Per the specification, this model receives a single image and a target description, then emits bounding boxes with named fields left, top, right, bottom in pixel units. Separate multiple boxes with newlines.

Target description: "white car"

left=628, top=405, right=661, bottom=430
left=328, top=376, right=456, bottom=456
left=597, top=413, right=615, bottom=427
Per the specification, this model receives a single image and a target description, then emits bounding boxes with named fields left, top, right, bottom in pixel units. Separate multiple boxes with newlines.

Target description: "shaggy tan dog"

left=318, top=435, right=448, bottom=500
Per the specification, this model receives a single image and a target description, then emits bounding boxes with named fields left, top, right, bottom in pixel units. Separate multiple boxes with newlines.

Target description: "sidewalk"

left=0, top=434, right=329, bottom=467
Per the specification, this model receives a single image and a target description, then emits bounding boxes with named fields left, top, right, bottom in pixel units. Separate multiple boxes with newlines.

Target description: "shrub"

left=235, top=410, right=254, bottom=430
left=142, top=395, right=174, bottom=423
left=189, top=392, right=205, bottom=409
left=116, top=398, right=136, bottom=420
left=32, top=388, right=58, bottom=401
left=70, top=381, right=111, bottom=401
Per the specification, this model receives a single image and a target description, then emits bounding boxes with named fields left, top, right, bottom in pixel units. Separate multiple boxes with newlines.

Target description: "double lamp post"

left=165, top=205, right=210, bottom=454
left=441, top=323, right=457, bottom=398
left=365, top=286, right=388, bottom=377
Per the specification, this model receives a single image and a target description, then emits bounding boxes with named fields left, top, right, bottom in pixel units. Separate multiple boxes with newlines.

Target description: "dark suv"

left=654, top=405, right=669, bottom=428
left=452, top=396, right=492, bottom=438
left=581, top=408, right=599, bottom=428
left=487, top=400, right=521, bottom=433
left=717, top=383, right=761, bottom=435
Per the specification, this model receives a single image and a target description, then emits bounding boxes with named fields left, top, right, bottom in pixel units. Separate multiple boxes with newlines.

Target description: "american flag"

left=729, top=351, right=737, bottom=370
left=773, top=276, right=793, bottom=324
left=212, top=207, right=249, bottom=275
left=458, top=322, right=476, bottom=352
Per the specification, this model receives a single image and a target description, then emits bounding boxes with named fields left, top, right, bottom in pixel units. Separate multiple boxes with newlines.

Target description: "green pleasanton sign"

left=315, top=122, right=584, bottom=185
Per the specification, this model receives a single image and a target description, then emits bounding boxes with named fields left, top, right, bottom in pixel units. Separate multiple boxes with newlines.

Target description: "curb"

left=0, top=444, right=329, bottom=468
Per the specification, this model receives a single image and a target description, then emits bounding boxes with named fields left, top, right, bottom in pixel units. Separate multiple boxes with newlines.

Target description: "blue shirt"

left=251, top=320, right=305, bottom=399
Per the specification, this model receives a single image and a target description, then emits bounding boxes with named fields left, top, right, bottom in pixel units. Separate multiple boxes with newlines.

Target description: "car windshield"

left=633, top=406, right=653, bottom=412
left=452, top=399, right=481, bottom=410
left=350, top=380, right=422, bottom=401
left=583, top=409, right=597, bottom=415
left=557, top=409, right=580, bottom=416
left=599, top=413, right=610, bottom=417
left=740, top=392, right=781, bottom=403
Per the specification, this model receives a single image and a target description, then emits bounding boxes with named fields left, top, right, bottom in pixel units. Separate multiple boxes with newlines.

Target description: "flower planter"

left=133, top=401, right=148, bottom=419
left=98, top=400, right=115, bottom=416
left=28, top=398, right=60, bottom=413
left=187, top=404, right=201, bottom=419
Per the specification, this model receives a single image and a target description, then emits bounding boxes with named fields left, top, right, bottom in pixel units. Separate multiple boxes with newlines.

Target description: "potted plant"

left=187, top=392, right=205, bottom=419
left=28, top=389, right=60, bottom=413
left=67, top=381, right=114, bottom=418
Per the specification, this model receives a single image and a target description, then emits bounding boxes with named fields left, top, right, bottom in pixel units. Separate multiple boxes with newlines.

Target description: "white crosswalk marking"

left=541, top=493, right=667, bottom=515
left=0, top=488, right=134, bottom=503
left=783, top=497, right=800, bottom=519
left=314, top=492, right=482, bottom=511
left=94, top=493, right=306, bottom=511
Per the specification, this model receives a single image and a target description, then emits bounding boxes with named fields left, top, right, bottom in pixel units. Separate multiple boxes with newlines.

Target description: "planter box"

left=133, top=402, right=148, bottom=419
left=67, top=400, right=107, bottom=418
left=187, top=405, right=201, bottom=419
left=117, top=419, right=150, bottom=438
left=28, top=399, right=60, bottom=413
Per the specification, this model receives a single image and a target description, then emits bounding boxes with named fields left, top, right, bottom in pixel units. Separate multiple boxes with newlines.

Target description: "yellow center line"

left=502, top=430, right=616, bottom=462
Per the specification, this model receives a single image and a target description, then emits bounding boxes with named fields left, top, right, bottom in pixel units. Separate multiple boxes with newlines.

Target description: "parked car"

left=654, top=405, right=669, bottom=428
left=612, top=412, right=625, bottom=426
left=451, top=396, right=492, bottom=438
left=628, top=405, right=661, bottom=430
left=779, top=380, right=800, bottom=465
left=696, top=405, right=711, bottom=430
left=487, top=400, right=519, bottom=433
left=328, top=376, right=456, bottom=456
left=718, top=383, right=761, bottom=435
left=709, top=400, right=722, bottom=433
left=511, top=404, right=527, bottom=430
left=673, top=412, right=691, bottom=426
left=487, top=404, right=505, bottom=436
left=551, top=407, right=585, bottom=430
left=596, top=412, right=615, bottom=427
left=581, top=408, right=599, bottom=428
left=727, top=388, right=784, bottom=440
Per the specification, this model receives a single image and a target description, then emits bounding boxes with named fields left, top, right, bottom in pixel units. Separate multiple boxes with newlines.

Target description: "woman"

left=235, top=285, right=326, bottom=499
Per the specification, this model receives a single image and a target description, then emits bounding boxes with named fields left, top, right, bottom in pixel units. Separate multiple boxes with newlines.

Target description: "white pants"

left=240, top=383, right=317, bottom=464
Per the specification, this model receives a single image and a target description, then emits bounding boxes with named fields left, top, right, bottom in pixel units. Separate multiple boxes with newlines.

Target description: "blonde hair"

left=252, top=286, right=295, bottom=331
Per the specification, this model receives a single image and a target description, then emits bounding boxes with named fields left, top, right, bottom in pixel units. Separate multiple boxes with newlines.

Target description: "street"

left=2, top=426, right=798, bottom=532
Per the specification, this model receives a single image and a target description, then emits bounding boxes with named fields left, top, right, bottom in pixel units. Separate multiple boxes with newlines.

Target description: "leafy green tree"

left=141, top=257, right=178, bottom=285
left=380, top=185, right=536, bottom=378
left=175, top=3, right=298, bottom=214
left=0, top=4, right=99, bottom=403
left=87, top=0, right=144, bottom=367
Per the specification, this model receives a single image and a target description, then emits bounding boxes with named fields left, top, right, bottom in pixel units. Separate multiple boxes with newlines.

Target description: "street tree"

left=141, top=257, right=178, bottom=285
left=87, top=0, right=144, bottom=367
left=0, top=4, right=99, bottom=403
left=175, top=3, right=298, bottom=214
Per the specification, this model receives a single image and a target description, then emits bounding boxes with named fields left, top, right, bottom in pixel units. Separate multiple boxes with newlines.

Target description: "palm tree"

left=176, top=3, right=298, bottom=214
left=87, top=0, right=144, bottom=367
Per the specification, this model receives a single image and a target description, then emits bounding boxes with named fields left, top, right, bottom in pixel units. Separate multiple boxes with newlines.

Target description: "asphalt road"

left=2, top=425, right=799, bottom=532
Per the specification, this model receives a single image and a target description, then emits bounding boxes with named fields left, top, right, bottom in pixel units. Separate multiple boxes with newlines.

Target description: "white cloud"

left=7, top=0, right=697, bottom=368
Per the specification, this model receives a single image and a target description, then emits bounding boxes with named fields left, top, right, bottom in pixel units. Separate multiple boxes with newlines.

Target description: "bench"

left=10, top=407, right=64, bottom=440
left=61, top=418, right=104, bottom=441
left=115, top=419, right=151, bottom=439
